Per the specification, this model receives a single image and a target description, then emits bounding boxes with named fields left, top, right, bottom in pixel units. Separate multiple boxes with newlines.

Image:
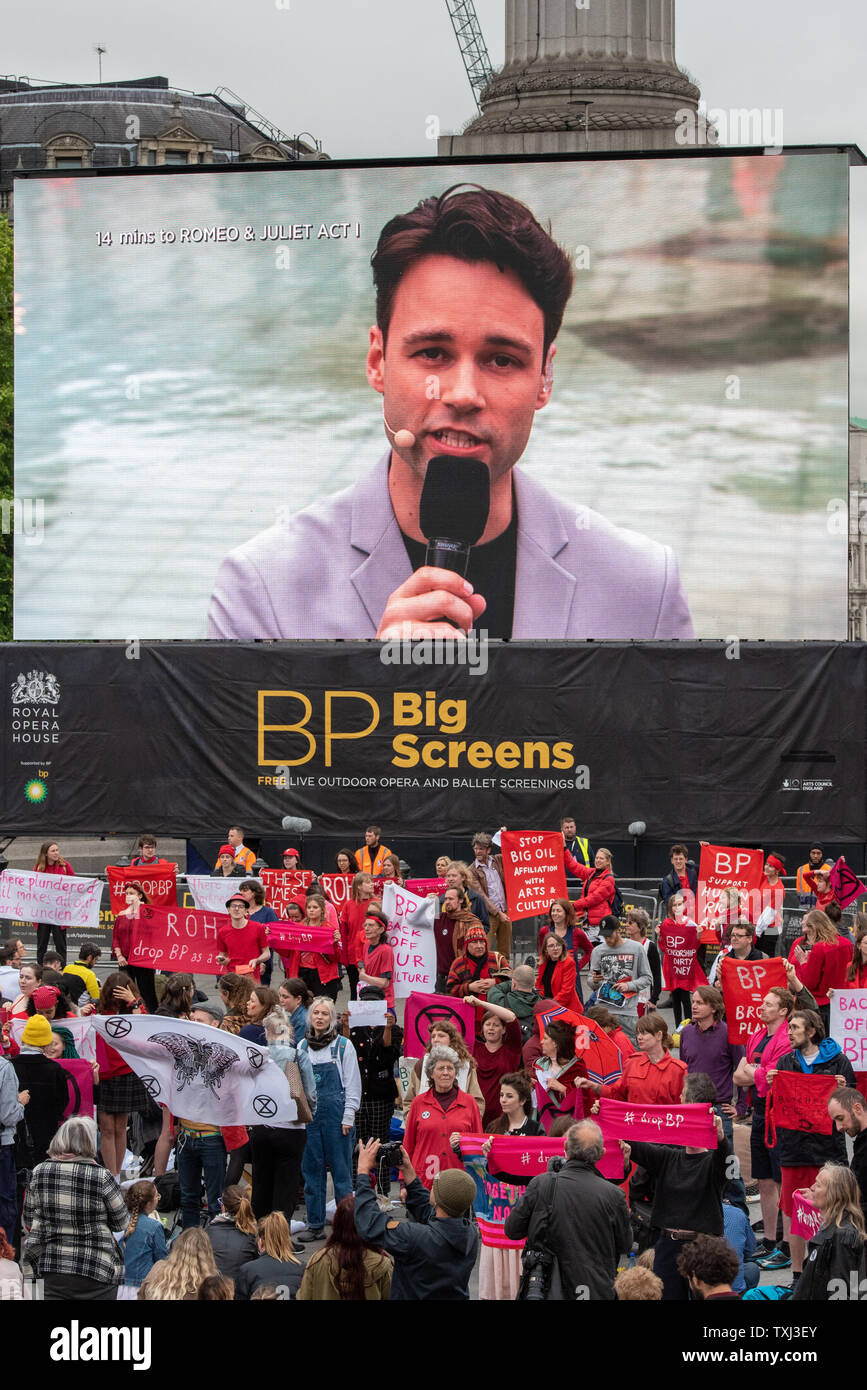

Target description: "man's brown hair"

left=372, top=185, right=574, bottom=358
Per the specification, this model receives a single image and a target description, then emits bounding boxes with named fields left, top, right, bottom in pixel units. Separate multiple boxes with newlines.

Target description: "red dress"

left=472, top=1020, right=523, bottom=1123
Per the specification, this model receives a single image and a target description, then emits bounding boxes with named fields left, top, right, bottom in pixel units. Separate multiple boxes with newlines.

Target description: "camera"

left=375, top=1141, right=404, bottom=1169
left=521, top=1248, right=554, bottom=1300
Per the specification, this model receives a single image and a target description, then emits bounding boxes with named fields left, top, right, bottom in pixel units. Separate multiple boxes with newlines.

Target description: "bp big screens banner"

left=1, top=642, right=864, bottom=841
left=13, top=150, right=849, bottom=643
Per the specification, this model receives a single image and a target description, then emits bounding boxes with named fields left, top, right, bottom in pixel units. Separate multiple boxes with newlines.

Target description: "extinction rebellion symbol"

left=141, top=1076, right=161, bottom=1098
left=105, top=1017, right=132, bottom=1038
left=253, top=1096, right=278, bottom=1118
left=246, top=1047, right=264, bottom=1069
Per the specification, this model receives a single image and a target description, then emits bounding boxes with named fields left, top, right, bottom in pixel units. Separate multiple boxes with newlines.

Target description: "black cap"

left=599, top=915, right=621, bottom=936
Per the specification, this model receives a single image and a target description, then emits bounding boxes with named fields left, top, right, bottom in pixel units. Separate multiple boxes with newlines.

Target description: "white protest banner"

left=0, top=869, right=102, bottom=931
left=381, top=883, right=437, bottom=998
left=830, top=989, right=867, bottom=1073
left=91, top=1015, right=296, bottom=1126
left=348, top=999, right=388, bottom=1029
left=12, top=1014, right=97, bottom=1062
left=186, top=875, right=263, bottom=915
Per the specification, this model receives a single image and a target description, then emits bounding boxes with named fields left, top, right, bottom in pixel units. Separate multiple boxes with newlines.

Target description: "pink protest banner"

left=267, top=921, right=334, bottom=961
left=500, top=831, right=567, bottom=921
left=828, top=857, right=867, bottom=910
left=461, top=1133, right=624, bottom=1182
left=127, top=903, right=223, bottom=974
left=404, top=991, right=475, bottom=1055
left=598, top=1097, right=718, bottom=1148
left=260, top=869, right=314, bottom=913
left=59, top=1058, right=95, bottom=1118
left=719, top=953, right=788, bottom=1045
left=318, top=873, right=353, bottom=907
left=791, top=1191, right=823, bottom=1241
left=406, top=878, right=447, bottom=898
left=107, top=863, right=177, bottom=913
left=0, top=868, right=102, bottom=931
left=697, top=843, right=765, bottom=924
left=831, top=989, right=867, bottom=1073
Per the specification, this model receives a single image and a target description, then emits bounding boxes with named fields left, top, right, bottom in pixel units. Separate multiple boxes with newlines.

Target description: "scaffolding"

left=444, top=0, right=495, bottom=111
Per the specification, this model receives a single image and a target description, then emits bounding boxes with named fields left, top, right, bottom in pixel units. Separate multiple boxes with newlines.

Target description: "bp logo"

left=25, top=779, right=47, bottom=804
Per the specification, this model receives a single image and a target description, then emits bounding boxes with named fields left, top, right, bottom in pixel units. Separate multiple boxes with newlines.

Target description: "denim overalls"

left=300, top=1038, right=355, bottom=1229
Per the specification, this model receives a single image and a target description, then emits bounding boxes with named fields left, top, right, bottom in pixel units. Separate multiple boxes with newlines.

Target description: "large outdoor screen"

left=13, top=149, right=849, bottom=641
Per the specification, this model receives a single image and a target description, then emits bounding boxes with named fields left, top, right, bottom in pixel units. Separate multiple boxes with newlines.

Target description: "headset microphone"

left=383, top=410, right=416, bottom=451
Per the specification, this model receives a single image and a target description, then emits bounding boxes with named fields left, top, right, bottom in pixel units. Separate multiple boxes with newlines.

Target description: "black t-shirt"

left=400, top=509, right=518, bottom=640
left=351, top=1025, right=403, bottom=1100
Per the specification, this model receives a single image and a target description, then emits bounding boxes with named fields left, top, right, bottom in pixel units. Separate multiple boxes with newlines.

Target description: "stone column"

left=439, top=0, right=701, bottom=156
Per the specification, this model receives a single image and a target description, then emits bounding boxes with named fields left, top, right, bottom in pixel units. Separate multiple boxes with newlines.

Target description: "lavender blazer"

left=207, top=452, right=693, bottom=640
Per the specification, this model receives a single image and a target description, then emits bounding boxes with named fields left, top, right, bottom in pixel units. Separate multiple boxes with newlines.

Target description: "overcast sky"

left=5, top=0, right=866, bottom=411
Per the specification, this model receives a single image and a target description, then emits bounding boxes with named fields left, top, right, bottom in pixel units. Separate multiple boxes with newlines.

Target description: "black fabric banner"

left=2, top=642, right=864, bottom=841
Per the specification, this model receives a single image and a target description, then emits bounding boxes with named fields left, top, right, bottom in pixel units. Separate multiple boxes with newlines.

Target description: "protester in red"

left=356, top=906, right=395, bottom=1010
left=111, top=881, right=159, bottom=1013
left=533, top=1019, right=591, bottom=1131
left=535, top=934, right=583, bottom=1013
left=404, top=1045, right=482, bottom=1189
left=802, top=865, right=839, bottom=913
left=755, top=853, right=787, bottom=958
left=95, top=972, right=149, bottom=1178
left=584, top=1013, right=687, bottom=1106
left=766, top=1008, right=855, bottom=1283
left=339, top=872, right=376, bottom=1000
left=467, top=1009, right=522, bottom=1123
left=130, top=835, right=168, bottom=867
left=536, top=898, right=593, bottom=972
left=563, top=847, right=616, bottom=935
left=446, top=923, right=509, bottom=1001
left=658, top=894, right=707, bottom=1028
left=215, top=895, right=270, bottom=984
left=788, top=909, right=853, bottom=1031
left=32, top=841, right=74, bottom=967
left=296, top=894, right=342, bottom=1003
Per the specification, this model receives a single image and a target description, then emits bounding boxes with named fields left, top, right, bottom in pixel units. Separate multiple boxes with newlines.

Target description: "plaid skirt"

left=98, top=1071, right=150, bottom=1114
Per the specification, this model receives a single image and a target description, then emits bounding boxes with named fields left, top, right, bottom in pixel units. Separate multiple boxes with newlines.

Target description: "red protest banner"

left=766, top=1071, right=836, bottom=1146
left=406, top=877, right=448, bottom=898
left=697, top=844, right=764, bottom=923
left=107, top=863, right=177, bottom=913
left=658, top=921, right=706, bottom=991
left=598, top=1097, right=718, bottom=1148
left=127, top=904, right=223, bottom=974
left=267, top=921, right=335, bottom=962
left=260, top=869, right=314, bottom=913
left=318, top=873, right=353, bottom=907
left=500, top=831, right=567, bottom=921
left=403, top=991, right=476, bottom=1056
left=719, top=954, right=787, bottom=1044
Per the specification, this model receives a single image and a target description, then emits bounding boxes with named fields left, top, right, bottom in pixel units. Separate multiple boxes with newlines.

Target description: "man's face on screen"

left=367, top=253, right=553, bottom=487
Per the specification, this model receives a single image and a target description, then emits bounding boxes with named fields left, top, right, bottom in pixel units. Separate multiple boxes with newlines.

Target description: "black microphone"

left=419, top=455, right=490, bottom=577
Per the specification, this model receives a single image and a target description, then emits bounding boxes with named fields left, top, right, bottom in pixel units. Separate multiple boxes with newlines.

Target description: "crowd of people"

left=0, top=826, right=865, bottom=1303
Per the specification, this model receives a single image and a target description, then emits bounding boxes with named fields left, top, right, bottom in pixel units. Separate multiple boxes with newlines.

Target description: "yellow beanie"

left=21, top=1014, right=54, bottom=1047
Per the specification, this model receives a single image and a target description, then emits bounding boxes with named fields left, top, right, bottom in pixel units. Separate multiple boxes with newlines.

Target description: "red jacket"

left=563, top=854, right=616, bottom=925
left=536, top=924, right=593, bottom=970
left=404, top=1087, right=482, bottom=1189
left=535, top=955, right=582, bottom=1014
left=601, top=1050, right=687, bottom=1105
left=788, top=935, right=853, bottom=1006
left=339, top=899, right=372, bottom=969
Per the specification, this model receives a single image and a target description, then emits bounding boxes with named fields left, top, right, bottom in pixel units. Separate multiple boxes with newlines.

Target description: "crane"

left=444, top=0, right=495, bottom=112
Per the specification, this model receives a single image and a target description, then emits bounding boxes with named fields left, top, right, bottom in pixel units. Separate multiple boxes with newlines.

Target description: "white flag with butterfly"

left=91, top=1015, right=297, bottom=1126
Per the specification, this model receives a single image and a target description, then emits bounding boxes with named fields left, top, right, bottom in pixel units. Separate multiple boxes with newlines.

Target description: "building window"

left=163, top=149, right=188, bottom=165
left=54, top=157, right=84, bottom=169
left=44, top=135, right=93, bottom=169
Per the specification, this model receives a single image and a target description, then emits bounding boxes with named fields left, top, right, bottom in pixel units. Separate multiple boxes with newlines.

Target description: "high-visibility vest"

left=567, top=835, right=591, bottom=867
left=795, top=861, right=831, bottom=894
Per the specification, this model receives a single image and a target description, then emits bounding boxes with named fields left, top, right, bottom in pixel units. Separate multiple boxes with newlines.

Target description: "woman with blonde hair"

left=564, top=846, right=617, bottom=942
left=401, top=1018, right=485, bottom=1120
left=792, top=1164, right=867, bottom=1301
left=138, top=1227, right=217, bottom=1300
left=234, top=1211, right=306, bottom=1299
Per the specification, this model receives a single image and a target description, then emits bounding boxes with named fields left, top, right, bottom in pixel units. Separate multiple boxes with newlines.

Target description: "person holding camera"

left=353, top=1137, right=478, bottom=1300
left=504, top=1120, right=631, bottom=1301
